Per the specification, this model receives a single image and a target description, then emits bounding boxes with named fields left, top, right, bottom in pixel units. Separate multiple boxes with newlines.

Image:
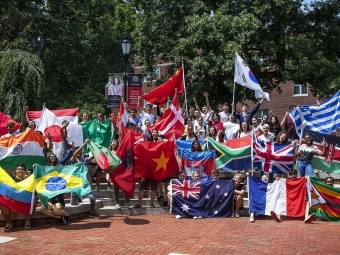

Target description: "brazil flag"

left=33, top=163, right=92, bottom=208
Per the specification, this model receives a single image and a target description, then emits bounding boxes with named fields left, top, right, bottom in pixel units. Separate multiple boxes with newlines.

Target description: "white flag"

left=234, top=52, right=270, bottom=101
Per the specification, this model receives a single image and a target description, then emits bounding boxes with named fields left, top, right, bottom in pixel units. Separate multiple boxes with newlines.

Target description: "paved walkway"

left=0, top=214, right=339, bottom=255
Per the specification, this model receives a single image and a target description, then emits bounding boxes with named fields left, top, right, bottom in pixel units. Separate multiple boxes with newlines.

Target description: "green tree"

left=0, top=49, right=45, bottom=119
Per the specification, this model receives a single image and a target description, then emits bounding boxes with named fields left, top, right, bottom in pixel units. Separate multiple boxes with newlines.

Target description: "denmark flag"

left=151, top=92, right=184, bottom=139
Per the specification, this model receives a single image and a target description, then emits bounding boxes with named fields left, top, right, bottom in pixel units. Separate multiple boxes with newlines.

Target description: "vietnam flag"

left=110, top=130, right=135, bottom=197
left=141, top=66, right=184, bottom=106
left=134, top=139, right=179, bottom=181
left=151, top=91, right=184, bottom=139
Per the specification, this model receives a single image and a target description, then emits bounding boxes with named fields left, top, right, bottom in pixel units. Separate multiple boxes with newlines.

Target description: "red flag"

left=151, top=92, right=184, bottom=139
left=109, top=130, right=136, bottom=197
left=0, top=111, right=20, bottom=136
left=141, top=66, right=184, bottom=106
left=134, top=139, right=179, bottom=181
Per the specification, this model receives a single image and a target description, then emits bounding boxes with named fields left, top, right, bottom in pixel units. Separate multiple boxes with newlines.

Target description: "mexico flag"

left=28, top=107, right=83, bottom=159
left=0, top=130, right=46, bottom=169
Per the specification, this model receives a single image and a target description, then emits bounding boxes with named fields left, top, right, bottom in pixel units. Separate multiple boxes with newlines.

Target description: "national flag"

left=176, top=140, right=206, bottom=158
left=116, top=100, right=129, bottom=141
left=34, top=163, right=92, bottom=208
left=171, top=180, right=234, bottom=218
left=0, top=167, right=35, bottom=214
left=0, top=130, right=46, bottom=169
left=307, top=177, right=340, bottom=222
left=290, top=91, right=340, bottom=136
left=134, top=139, right=179, bottom=181
left=234, top=52, right=270, bottom=101
left=303, top=129, right=340, bottom=173
left=0, top=111, right=20, bottom=137
left=181, top=151, right=215, bottom=180
left=141, top=66, right=184, bottom=106
left=80, top=119, right=112, bottom=153
left=109, top=130, right=135, bottom=197
left=88, top=141, right=121, bottom=174
left=253, top=135, right=294, bottom=174
left=248, top=176, right=306, bottom=217
left=206, top=136, right=252, bottom=171
left=35, top=107, right=83, bottom=159
left=151, top=92, right=184, bottom=139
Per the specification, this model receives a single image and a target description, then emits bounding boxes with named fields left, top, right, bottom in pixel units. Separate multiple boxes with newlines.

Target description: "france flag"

left=248, top=176, right=306, bottom=217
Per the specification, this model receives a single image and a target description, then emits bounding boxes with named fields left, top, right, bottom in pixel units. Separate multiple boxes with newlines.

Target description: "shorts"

left=139, top=178, right=159, bottom=191
left=161, top=177, right=172, bottom=183
left=48, top=194, right=65, bottom=207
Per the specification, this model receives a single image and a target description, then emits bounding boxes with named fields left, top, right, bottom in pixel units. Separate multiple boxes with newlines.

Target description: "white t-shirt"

left=218, top=112, right=230, bottom=122
left=258, top=134, right=274, bottom=143
left=0, top=130, right=20, bottom=138
left=223, top=122, right=239, bottom=141
left=140, top=111, right=155, bottom=130
left=194, top=125, right=206, bottom=142
left=201, top=110, right=212, bottom=122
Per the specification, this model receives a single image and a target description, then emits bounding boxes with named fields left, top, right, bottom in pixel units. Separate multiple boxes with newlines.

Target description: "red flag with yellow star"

left=134, top=139, right=179, bottom=180
left=140, top=66, right=184, bottom=107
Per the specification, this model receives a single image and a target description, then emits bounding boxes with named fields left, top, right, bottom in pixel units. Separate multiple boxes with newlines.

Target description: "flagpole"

left=182, top=62, right=188, bottom=115
left=232, top=52, right=236, bottom=114
left=251, top=129, right=254, bottom=177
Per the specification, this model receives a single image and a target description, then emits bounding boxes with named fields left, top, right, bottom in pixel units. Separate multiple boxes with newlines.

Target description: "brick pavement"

left=0, top=214, right=339, bottom=255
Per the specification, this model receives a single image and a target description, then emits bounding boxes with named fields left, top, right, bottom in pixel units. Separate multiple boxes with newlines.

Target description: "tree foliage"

left=0, top=0, right=339, bottom=121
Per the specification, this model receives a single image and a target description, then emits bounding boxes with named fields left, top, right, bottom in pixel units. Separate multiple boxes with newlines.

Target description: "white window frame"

left=293, top=83, right=308, bottom=96
left=255, top=109, right=268, bottom=123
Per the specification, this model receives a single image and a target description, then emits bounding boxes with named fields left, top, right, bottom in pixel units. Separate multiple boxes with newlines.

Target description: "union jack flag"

left=172, top=179, right=201, bottom=199
left=253, top=135, right=295, bottom=174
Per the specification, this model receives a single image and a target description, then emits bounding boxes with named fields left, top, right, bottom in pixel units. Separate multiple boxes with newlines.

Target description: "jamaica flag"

left=33, top=163, right=92, bottom=208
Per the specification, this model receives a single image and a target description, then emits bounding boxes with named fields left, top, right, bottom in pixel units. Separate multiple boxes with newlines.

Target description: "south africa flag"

left=33, top=163, right=92, bottom=208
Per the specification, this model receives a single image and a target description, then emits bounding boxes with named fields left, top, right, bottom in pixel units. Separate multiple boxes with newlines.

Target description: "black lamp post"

left=121, top=38, right=131, bottom=103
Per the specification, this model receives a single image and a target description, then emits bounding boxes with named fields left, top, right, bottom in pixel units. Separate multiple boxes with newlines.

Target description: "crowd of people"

left=0, top=92, right=336, bottom=232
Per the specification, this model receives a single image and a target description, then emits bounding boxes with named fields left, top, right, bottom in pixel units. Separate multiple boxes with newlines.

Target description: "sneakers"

left=133, top=204, right=141, bottom=209
left=89, top=212, right=100, bottom=218
left=270, top=211, right=281, bottom=222
left=59, top=216, right=67, bottom=225
left=93, top=186, right=100, bottom=192
left=249, top=213, right=255, bottom=223
left=235, top=213, right=240, bottom=218
left=193, top=216, right=198, bottom=219
left=106, top=186, right=111, bottom=191
left=64, top=215, right=71, bottom=225
left=198, top=216, right=203, bottom=219
left=304, top=213, right=317, bottom=224
left=175, top=215, right=182, bottom=219
left=113, top=203, right=121, bottom=209
left=162, top=200, right=168, bottom=207
left=4, top=222, right=13, bottom=232
left=24, top=220, right=32, bottom=229
left=231, top=213, right=235, bottom=218
left=150, top=204, right=155, bottom=208
left=126, top=202, right=132, bottom=208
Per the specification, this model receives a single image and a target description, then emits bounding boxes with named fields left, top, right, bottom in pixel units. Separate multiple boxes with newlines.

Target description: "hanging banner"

left=106, top=74, right=124, bottom=109
left=128, top=74, right=143, bottom=108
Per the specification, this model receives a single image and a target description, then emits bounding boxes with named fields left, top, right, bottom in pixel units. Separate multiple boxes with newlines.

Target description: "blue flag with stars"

left=170, top=180, right=234, bottom=218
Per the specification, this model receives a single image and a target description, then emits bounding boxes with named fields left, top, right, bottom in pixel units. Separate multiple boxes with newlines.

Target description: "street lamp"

left=121, top=38, right=131, bottom=103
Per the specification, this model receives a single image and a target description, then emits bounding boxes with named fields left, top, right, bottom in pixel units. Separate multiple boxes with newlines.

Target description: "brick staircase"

left=1, top=170, right=339, bottom=225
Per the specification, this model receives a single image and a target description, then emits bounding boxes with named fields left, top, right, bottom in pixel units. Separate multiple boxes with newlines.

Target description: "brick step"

left=98, top=206, right=250, bottom=217
left=99, top=198, right=167, bottom=207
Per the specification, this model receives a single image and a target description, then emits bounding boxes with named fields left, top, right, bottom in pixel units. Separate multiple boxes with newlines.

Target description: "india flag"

left=0, top=130, right=46, bottom=169
left=248, top=176, right=306, bottom=217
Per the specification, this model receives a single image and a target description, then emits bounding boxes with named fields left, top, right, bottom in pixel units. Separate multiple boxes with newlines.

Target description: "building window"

left=143, top=67, right=160, bottom=83
left=293, top=83, right=308, bottom=96
left=255, top=109, right=268, bottom=123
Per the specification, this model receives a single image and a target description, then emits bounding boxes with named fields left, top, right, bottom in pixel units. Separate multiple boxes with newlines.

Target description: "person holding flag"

left=296, top=135, right=326, bottom=177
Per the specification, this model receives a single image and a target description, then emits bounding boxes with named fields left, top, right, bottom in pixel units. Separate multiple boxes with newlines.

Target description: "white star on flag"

left=214, top=210, right=218, bottom=215
left=181, top=203, right=190, bottom=212
left=205, top=194, right=210, bottom=200
left=215, top=184, right=220, bottom=189
left=224, top=192, right=228, bottom=197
